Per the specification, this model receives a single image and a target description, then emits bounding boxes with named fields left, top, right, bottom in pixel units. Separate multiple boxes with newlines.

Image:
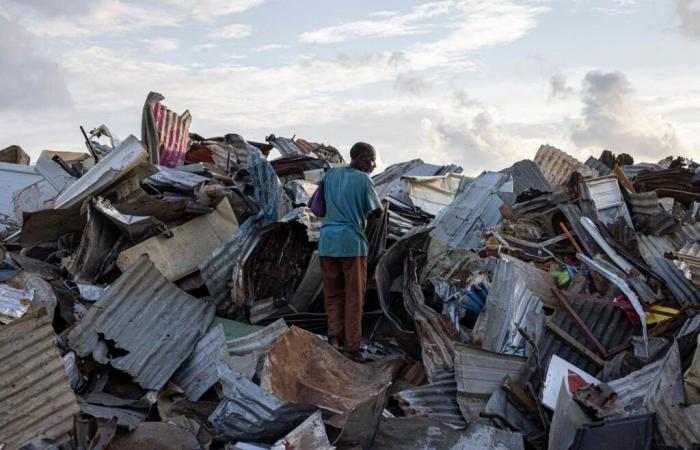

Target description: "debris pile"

left=1, top=92, right=700, bottom=450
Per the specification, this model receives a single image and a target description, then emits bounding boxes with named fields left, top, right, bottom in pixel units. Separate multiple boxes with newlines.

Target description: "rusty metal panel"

left=533, top=144, right=598, bottom=186
left=260, top=326, right=392, bottom=418
left=67, top=255, right=214, bottom=390
left=0, top=310, right=80, bottom=449
left=394, top=373, right=466, bottom=428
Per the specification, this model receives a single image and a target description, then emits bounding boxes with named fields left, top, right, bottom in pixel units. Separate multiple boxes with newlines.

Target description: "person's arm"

left=364, top=178, right=382, bottom=218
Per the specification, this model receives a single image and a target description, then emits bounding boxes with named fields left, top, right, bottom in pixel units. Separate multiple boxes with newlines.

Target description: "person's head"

left=349, top=142, right=377, bottom=173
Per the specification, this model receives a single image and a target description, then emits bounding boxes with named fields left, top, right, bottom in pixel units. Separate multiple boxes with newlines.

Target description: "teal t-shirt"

left=319, top=167, right=382, bottom=257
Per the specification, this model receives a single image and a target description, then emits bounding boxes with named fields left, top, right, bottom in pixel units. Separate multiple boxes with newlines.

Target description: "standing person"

left=319, top=142, right=382, bottom=359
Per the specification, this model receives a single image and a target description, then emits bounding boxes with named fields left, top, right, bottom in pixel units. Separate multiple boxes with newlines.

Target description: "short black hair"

left=350, top=142, right=375, bottom=160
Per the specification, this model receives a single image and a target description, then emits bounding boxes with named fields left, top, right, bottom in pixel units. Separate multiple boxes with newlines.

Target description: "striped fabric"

left=151, top=102, right=192, bottom=168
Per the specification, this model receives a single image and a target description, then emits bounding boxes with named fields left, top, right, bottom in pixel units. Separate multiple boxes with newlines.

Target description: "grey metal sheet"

left=637, top=234, right=700, bottom=306
left=628, top=191, right=662, bottom=215
left=674, top=241, right=700, bottom=288
left=172, top=325, right=229, bottom=401
left=372, top=419, right=524, bottom=450
left=145, top=166, right=209, bottom=191
left=209, top=363, right=316, bottom=442
left=520, top=294, right=636, bottom=394
left=454, top=344, right=525, bottom=397
left=271, top=410, right=333, bottom=450
left=226, top=318, right=289, bottom=379
left=500, top=159, right=554, bottom=200
left=0, top=310, right=80, bottom=449
left=0, top=284, right=33, bottom=324
left=557, top=202, right=602, bottom=256
left=79, top=401, right=147, bottom=430
left=584, top=156, right=612, bottom=176
left=68, top=254, right=215, bottom=390
left=473, top=257, right=543, bottom=356
left=428, top=171, right=513, bottom=252
left=394, top=376, right=466, bottom=428
left=622, top=163, right=665, bottom=181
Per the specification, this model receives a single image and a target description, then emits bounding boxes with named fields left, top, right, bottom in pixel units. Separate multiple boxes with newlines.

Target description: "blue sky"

left=1, top=0, right=699, bottom=175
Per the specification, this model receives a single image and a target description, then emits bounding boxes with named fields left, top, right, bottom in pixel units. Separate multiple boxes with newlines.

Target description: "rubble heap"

left=1, top=92, right=700, bottom=450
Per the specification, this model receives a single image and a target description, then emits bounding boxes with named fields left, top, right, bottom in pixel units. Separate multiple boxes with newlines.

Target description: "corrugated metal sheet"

left=150, top=100, right=191, bottom=168
left=472, top=257, right=543, bottom=357
left=372, top=419, right=524, bottom=450
left=0, top=310, right=80, bottom=449
left=226, top=318, right=289, bottom=379
left=394, top=374, right=465, bottom=428
left=500, top=159, right=554, bottom=201
left=674, top=241, right=700, bottom=288
left=500, top=254, right=557, bottom=308
left=54, top=135, right=147, bottom=209
left=210, top=362, right=317, bottom=442
left=533, top=145, right=598, bottom=187
left=271, top=410, right=334, bottom=450
left=403, top=174, right=464, bottom=216
left=172, top=325, right=228, bottom=401
left=584, top=156, right=612, bottom=176
left=557, top=203, right=602, bottom=256
left=199, top=147, right=291, bottom=307
left=628, top=192, right=662, bottom=216
left=266, top=135, right=309, bottom=157
left=454, top=344, right=525, bottom=396
left=637, top=234, right=700, bottom=306
left=621, top=163, right=665, bottom=181
left=520, top=294, right=637, bottom=394
left=429, top=171, right=513, bottom=252
left=68, top=255, right=214, bottom=390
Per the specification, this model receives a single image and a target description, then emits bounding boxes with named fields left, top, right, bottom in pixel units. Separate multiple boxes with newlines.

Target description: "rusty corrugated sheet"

left=0, top=310, right=80, bottom=450
left=260, top=326, right=393, bottom=418
left=533, top=144, right=598, bottom=186
left=68, top=255, right=214, bottom=390
left=637, top=234, right=700, bottom=306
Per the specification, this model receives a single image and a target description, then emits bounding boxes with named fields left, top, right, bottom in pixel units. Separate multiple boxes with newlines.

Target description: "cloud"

left=549, top=72, right=574, bottom=100
left=421, top=111, right=529, bottom=173
left=252, top=44, right=290, bottom=52
left=0, top=15, right=72, bottom=111
left=452, top=90, right=481, bottom=109
left=675, top=0, right=700, bottom=39
left=162, top=0, right=266, bottom=19
left=208, top=23, right=252, bottom=39
left=144, top=38, right=179, bottom=52
left=394, top=72, right=429, bottom=95
left=571, top=70, right=684, bottom=160
left=300, top=1, right=452, bottom=44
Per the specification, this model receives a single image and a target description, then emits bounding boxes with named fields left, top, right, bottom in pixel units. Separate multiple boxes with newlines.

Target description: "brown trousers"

left=319, top=256, right=368, bottom=352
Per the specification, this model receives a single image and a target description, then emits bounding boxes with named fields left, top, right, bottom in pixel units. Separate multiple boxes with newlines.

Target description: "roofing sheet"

left=628, top=192, right=663, bottom=216
left=149, top=100, right=192, bottom=168
left=394, top=375, right=465, bottom=428
left=0, top=310, right=80, bottom=450
left=500, top=159, right=554, bottom=200
left=54, top=135, right=148, bottom=209
left=199, top=147, right=291, bottom=307
left=557, top=203, right=602, bottom=256
left=584, top=156, right=612, bottom=176
left=68, top=254, right=214, bottom=390
left=172, top=325, right=229, bottom=401
left=226, top=318, right=289, bottom=379
left=637, top=234, right=700, bottom=306
left=0, top=284, right=32, bottom=324
left=0, top=162, right=43, bottom=231
left=520, top=294, right=637, bottom=394
left=621, top=163, right=665, bottom=181
left=533, top=145, right=598, bottom=186
left=428, top=171, right=513, bottom=252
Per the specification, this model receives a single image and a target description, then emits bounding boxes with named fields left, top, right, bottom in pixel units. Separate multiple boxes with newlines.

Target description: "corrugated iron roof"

left=500, top=159, right=554, bottom=201
left=584, top=156, right=612, bottom=176
left=520, top=294, right=637, bottom=394
left=68, top=254, right=214, bottom=390
left=621, top=163, right=665, bottom=181
left=394, top=374, right=466, bottom=428
left=0, top=310, right=80, bottom=449
left=557, top=203, right=602, bottom=256
left=226, top=318, right=289, bottom=379
left=533, top=145, right=598, bottom=187
left=172, top=325, right=228, bottom=401
left=637, top=234, right=700, bottom=306
left=428, top=171, right=513, bottom=252
left=628, top=192, right=662, bottom=216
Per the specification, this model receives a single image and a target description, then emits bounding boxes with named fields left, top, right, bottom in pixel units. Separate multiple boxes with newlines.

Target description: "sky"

left=1, top=0, right=700, bottom=175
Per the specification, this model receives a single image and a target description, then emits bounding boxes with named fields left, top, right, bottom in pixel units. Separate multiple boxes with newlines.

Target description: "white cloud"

left=549, top=71, right=574, bottom=100
left=144, top=38, right=179, bottom=52
left=208, top=23, right=252, bottom=39
left=675, top=0, right=700, bottom=39
left=300, top=1, right=452, bottom=44
left=161, top=0, right=266, bottom=19
left=571, top=70, right=685, bottom=160
left=252, top=44, right=291, bottom=52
